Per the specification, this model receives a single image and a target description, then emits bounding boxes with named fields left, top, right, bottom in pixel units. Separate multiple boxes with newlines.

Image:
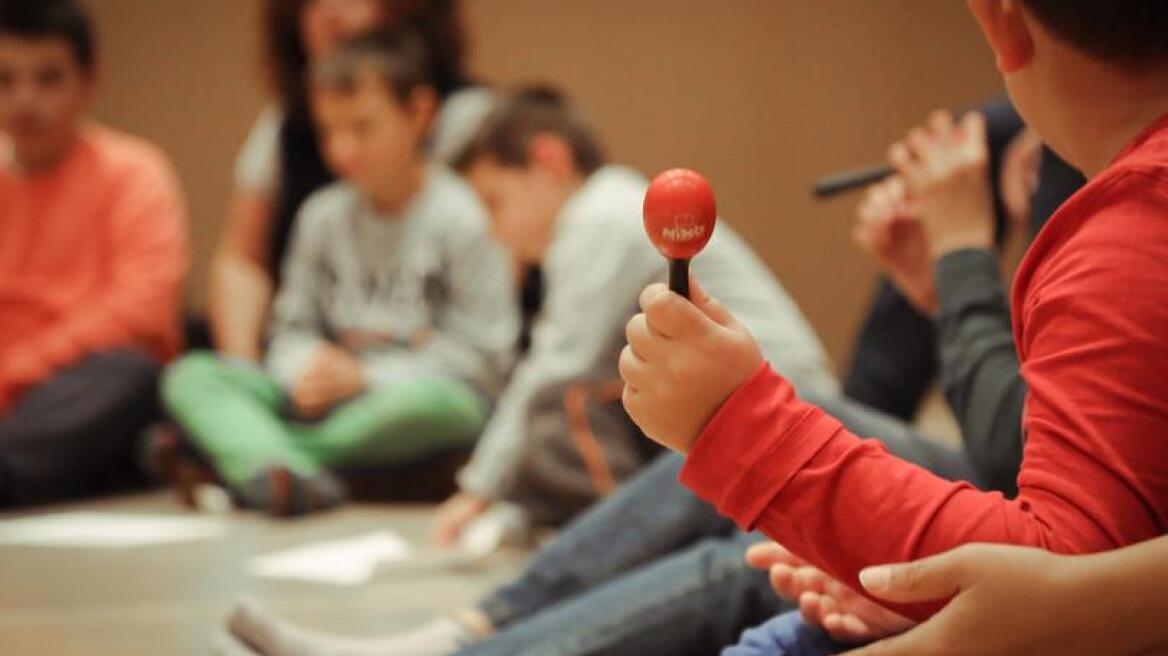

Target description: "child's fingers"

left=857, top=177, right=896, bottom=221
left=852, top=220, right=874, bottom=253
left=639, top=283, right=719, bottom=339
left=819, top=595, right=879, bottom=643
left=745, top=540, right=795, bottom=569
left=823, top=612, right=877, bottom=644
left=617, top=345, right=648, bottom=392
left=431, top=513, right=461, bottom=547
left=854, top=192, right=888, bottom=249
left=884, top=176, right=908, bottom=204
left=620, top=383, right=642, bottom=422
left=905, top=127, right=933, bottom=162
left=769, top=563, right=800, bottom=600
left=855, top=195, right=876, bottom=226
left=307, top=374, right=360, bottom=403
left=817, top=591, right=840, bottom=619
left=959, top=111, right=988, bottom=151
left=888, top=142, right=925, bottom=193
left=291, top=389, right=330, bottom=420
left=625, top=313, right=665, bottom=361
left=855, top=180, right=903, bottom=250
left=927, top=110, right=955, bottom=139
left=873, top=178, right=911, bottom=223
left=791, top=565, right=829, bottom=595
left=291, top=377, right=323, bottom=402
left=799, top=591, right=825, bottom=628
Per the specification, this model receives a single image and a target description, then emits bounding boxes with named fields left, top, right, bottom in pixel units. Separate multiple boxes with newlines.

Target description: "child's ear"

left=526, top=133, right=575, bottom=179
left=968, top=0, right=1034, bottom=73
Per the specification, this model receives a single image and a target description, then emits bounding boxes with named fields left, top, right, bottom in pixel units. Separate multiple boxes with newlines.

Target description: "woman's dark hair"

left=262, top=0, right=468, bottom=115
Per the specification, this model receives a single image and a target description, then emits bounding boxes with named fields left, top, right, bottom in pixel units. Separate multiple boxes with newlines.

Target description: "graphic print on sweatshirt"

left=312, top=238, right=450, bottom=351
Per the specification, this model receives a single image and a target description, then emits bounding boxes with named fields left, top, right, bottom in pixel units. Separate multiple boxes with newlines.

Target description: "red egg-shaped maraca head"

left=643, top=168, right=717, bottom=261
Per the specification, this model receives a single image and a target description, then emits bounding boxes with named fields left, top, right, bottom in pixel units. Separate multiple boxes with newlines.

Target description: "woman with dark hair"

left=209, top=0, right=492, bottom=362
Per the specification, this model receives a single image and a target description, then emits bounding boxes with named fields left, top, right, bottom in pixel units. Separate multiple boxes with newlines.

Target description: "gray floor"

left=0, top=392, right=962, bottom=656
left=0, top=491, right=527, bottom=656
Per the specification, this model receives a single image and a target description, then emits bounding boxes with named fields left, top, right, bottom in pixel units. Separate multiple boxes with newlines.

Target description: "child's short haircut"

left=1021, top=0, right=1168, bottom=67
left=0, top=0, right=96, bottom=73
left=311, top=27, right=435, bottom=103
left=452, top=85, right=606, bottom=175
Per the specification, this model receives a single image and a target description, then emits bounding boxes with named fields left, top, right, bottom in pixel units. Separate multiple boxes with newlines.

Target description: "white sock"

left=227, top=598, right=479, bottom=656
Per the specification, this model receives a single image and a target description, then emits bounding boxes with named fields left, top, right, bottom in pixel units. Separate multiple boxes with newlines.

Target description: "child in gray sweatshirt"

left=163, top=29, right=517, bottom=516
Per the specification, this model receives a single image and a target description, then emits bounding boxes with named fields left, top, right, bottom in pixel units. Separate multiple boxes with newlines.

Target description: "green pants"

left=161, top=352, right=487, bottom=490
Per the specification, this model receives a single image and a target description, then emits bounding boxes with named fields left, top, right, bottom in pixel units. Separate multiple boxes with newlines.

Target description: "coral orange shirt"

left=0, top=123, right=188, bottom=412
left=681, top=114, right=1168, bottom=621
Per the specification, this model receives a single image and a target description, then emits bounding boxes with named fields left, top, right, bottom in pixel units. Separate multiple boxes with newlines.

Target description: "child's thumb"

left=858, top=551, right=967, bottom=604
left=689, top=277, right=737, bottom=329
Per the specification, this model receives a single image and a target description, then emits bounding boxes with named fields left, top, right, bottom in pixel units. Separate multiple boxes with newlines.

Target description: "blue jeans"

left=460, top=452, right=785, bottom=655
left=724, top=611, right=852, bottom=656
left=466, top=530, right=785, bottom=656
left=451, top=395, right=976, bottom=656
left=479, top=451, right=735, bottom=628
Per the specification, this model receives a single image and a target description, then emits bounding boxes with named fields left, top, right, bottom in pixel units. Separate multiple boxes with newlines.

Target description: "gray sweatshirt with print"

left=264, top=166, right=518, bottom=398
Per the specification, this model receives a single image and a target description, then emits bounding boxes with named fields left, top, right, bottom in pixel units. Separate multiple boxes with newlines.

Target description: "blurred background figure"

left=146, top=0, right=502, bottom=507
left=0, top=0, right=188, bottom=508
left=162, top=28, right=516, bottom=517
left=206, top=0, right=486, bottom=364
left=844, top=98, right=1084, bottom=495
left=434, top=85, right=837, bottom=544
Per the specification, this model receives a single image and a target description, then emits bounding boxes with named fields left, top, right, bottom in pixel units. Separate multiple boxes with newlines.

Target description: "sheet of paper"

left=0, top=512, right=229, bottom=548
left=247, top=530, right=412, bottom=586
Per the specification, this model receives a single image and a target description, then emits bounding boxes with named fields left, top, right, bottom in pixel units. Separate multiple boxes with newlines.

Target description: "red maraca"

left=643, top=168, right=717, bottom=299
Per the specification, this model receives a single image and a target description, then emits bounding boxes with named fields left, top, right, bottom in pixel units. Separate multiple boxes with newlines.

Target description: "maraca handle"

left=670, top=258, right=690, bottom=299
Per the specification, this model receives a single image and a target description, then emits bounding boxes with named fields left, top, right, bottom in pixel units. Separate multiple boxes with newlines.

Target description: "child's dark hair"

left=0, top=0, right=96, bottom=73
left=453, top=85, right=606, bottom=175
left=1020, top=0, right=1168, bottom=68
left=311, top=27, right=435, bottom=104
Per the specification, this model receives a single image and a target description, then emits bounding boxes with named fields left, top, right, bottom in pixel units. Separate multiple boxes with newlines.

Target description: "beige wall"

left=90, top=0, right=267, bottom=315
left=89, top=0, right=1003, bottom=371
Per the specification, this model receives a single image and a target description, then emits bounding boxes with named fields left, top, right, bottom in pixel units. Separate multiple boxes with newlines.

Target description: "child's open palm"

left=746, top=541, right=915, bottom=644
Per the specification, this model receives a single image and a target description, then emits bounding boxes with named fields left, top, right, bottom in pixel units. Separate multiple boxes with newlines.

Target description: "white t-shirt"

left=233, top=104, right=283, bottom=195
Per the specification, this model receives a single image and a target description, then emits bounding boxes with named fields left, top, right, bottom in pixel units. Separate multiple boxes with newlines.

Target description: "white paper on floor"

left=0, top=511, right=229, bottom=547
left=247, top=530, right=412, bottom=586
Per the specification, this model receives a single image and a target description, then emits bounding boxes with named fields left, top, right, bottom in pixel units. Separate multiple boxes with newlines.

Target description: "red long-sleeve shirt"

left=0, top=123, right=189, bottom=413
left=681, top=114, right=1168, bottom=621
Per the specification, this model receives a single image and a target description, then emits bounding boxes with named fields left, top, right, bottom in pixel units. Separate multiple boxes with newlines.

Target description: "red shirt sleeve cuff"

left=680, top=363, right=843, bottom=530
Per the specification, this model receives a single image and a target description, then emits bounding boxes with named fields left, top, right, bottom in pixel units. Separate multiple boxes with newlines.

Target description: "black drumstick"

left=812, top=164, right=895, bottom=199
